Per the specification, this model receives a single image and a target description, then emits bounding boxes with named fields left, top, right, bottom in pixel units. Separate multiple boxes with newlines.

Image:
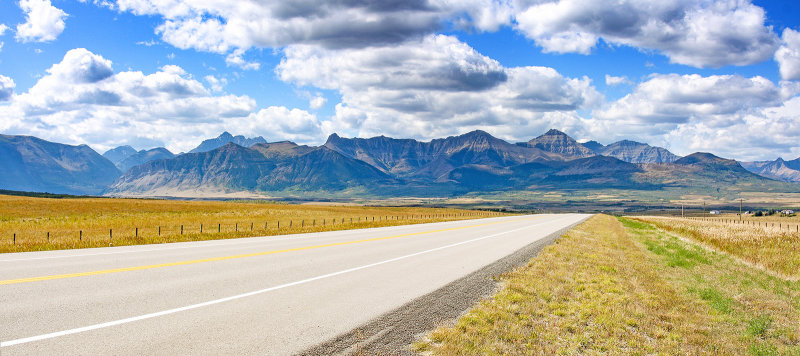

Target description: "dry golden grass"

left=693, top=213, right=800, bottom=225
left=635, top=216, right=800, bottom=279
left=0, top=195, right=503, bottom=253
left=416, top=215, right=729, bottom=354
left=415, top=215, right=800, bottom=355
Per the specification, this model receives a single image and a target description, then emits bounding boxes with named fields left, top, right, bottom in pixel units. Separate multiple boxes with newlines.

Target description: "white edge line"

left=0, top=216, right=520, bottom=262
left=0, top=215, right=578, bottom=348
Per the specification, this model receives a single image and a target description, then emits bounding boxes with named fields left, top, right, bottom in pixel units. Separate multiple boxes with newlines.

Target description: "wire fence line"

left=5, top=212, right=504, bottom=247
left=686, top=217, right=800, bottom=233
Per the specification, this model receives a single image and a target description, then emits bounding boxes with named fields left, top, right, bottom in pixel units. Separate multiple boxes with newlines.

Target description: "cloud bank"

left=592, top=74, right=800, bottom=160
left=110, top=0, right=779, bottom=69
left=0, top=49, right=321, bottom=153
left=513, top=0, right=778, bottom=68
left=278, top=35, right=602, bottom=141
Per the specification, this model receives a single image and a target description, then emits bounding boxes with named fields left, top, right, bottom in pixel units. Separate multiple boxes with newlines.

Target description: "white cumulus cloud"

left=0, top=48, right=322, bottom=153
left=104, top=0, right=780, bottom=70
left=204, top=75, right=227, bottom=92
left=16, top=0, right=68, bottom=43
left=0, top=75, right=15, bottom=101
left=309, top=95, right=326, bottom=110
left=236, top=106, right=324, bottom=144
left=513, top=0, right=778, bottom=68
left=605, top=75, right=631, bottom=86
left=590, top=73, right=800, bottom=160
left=108, top=0, right=519, bottom=69
left=278, top=35, right=602, bottom=141
left=775, top=28, right=800, bottom=81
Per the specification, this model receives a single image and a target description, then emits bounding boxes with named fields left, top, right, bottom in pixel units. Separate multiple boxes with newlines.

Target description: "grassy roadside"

left=0, top=195, right=505, bottom=253
left=415, top=215, right=800, bottom=354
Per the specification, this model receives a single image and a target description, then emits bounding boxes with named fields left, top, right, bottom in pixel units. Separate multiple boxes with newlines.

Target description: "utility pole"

left=739, top=198, right=743, bottom=221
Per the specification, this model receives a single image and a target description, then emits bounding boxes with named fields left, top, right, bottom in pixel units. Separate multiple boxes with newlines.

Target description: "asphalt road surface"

left=0, top=214, right=589, bottom=355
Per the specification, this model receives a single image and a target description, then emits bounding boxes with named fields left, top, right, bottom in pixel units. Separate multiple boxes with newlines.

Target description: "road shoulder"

left=300, top=215, right=589, bottom=355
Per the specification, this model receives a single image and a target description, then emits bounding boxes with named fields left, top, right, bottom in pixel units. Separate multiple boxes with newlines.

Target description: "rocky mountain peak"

left=103, top=145, right=137, bottom=164
left=189, top=132, right=267, bottom=153
left=675, top=152, right=729, bottom=165
left=527, top=129, right=594, bottom=158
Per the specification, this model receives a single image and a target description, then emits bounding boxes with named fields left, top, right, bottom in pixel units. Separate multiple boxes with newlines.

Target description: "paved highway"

left=0, top=214, right=589, bottom=355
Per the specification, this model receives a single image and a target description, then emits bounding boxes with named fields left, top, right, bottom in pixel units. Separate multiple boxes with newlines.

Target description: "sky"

left=1, top=0, right=800, bottom=161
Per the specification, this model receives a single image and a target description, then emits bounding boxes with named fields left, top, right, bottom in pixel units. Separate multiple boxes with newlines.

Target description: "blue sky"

left=1, top=0, right=800, bottom=161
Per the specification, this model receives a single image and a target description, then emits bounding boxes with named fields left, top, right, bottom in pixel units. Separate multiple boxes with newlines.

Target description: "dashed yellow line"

left=1, top=216, right=538, bottom=285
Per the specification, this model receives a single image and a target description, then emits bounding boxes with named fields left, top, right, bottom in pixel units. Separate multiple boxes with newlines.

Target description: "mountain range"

left=106, top=142, right=391, bottom=196
left=104, top=146, right=175, bottom=172
left=2, top=130, right=799, bottom=198
left=740, top=158, right=800, bottom=183
left=102, top=132, right=266, bottom=173
left=0, top=134, right=120, bottom=195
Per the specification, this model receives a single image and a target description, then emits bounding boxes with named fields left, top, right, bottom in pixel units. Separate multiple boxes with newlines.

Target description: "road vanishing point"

left=0, top=214, right=589, bottom=355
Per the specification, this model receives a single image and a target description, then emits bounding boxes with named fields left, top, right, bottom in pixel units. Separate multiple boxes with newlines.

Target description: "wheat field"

left=0, top=194, right=503, bottom=253
left=633, top=216, right=800, bottom=279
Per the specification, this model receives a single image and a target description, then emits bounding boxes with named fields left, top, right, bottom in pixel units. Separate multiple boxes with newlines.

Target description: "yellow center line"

left=1, top=216, right=539, bottom=286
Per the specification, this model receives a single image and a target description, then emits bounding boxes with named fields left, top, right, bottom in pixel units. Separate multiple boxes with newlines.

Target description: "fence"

left=685, top=216, right=800, bottom=233
left=5, top=211, right=505, bottom=247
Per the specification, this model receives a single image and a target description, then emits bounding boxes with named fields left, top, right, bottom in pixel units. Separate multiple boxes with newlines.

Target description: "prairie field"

left=0, top=195, right=502, bottom=253
left=416, top=215, right=800, bottom=354
left=634, top=215, right=800, bottom=279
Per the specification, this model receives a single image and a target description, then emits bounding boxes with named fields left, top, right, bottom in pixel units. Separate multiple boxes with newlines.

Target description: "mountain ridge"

left=2, top=130, right=798, bottom=198
left=0, top=134, right=121, bottom=195
left=740, top=156, right=800, bottom=182
left=189, top=132, right=267, bottom=153
left=526, top=129, right=594, bottom=158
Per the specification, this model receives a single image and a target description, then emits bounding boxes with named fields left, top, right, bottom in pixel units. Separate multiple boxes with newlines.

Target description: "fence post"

left=251, top=222, right=253, bottom=231
left=278, top=221, right=280, bottom=229
left=302, top=220, right=304, bottom=227
left=79, top=230, right=82, bottom=241
left=13, top=233, right=15, bottom=244
left=201, top=224, right=203, bottom=233
left=47, top=232, right=49, bottom=242
left=159, top=226, right=161, bottom=236
left=135, top=227, right=138, bottom=238
left=218, top=224, right=221, bottom=233
left=181, top=225, right=184, bottom=235
left=110, top=229, right=112, bottom=244
left=265, top=221, right=268, bottom=230
left=235, top=223, right=238, bottom=232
